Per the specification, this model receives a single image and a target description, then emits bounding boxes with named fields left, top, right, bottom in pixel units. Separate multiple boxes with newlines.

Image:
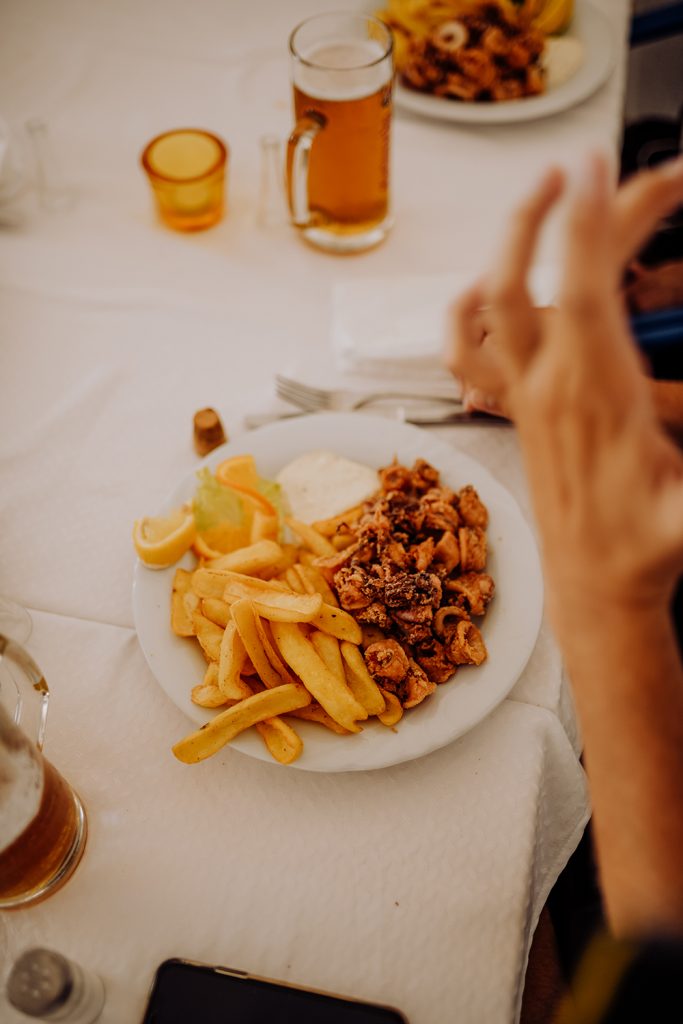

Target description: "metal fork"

left=275, top=374, right=463, bottom=413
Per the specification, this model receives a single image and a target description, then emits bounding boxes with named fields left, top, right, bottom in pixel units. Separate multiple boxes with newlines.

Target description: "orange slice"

left=227, top=482, right=276, bottom=517
left=133, top=506, right=196, bottom=568
left=215, top=455, right=259, bottom=490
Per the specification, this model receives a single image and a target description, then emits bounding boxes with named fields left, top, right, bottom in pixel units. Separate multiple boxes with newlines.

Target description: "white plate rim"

left=394, top=0, right=616, bottom=125
left=132, top=412, right=543, bottom=773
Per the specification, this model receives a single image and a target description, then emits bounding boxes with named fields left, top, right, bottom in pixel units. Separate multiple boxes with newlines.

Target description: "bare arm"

left=558, top=599, right=683, bottom=936
left=445, top=154, right=683, bottom=938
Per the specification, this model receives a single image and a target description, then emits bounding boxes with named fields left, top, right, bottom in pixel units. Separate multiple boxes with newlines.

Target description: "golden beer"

left=0, top=752, right=86, bottom=908
left=0, top=638, right=87, bottom=910
left=288, top=16, right=394, bottom=253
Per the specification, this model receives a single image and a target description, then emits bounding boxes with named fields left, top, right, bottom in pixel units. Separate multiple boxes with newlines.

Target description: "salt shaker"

left=6, top=948, right=104, bottom=1023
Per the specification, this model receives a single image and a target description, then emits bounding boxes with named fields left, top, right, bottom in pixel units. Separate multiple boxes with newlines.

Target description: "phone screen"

left=143, top=959, right=407, bottom=1023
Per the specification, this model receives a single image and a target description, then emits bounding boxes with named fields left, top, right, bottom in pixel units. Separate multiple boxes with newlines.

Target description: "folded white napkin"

left=331, top=266, right=559, bottom=384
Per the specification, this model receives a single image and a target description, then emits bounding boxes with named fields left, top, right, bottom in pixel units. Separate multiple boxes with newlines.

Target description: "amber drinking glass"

left=0, top=636, right=87, bottom=909
left=141, top=129, right=228, bottom=231
left=287, top=13, right=394, bottom=253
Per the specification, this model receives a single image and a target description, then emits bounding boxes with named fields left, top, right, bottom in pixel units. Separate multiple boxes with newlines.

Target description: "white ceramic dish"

left=394, top=0, right=615, bottom=125
left=132, top=413, right=543, bottom=772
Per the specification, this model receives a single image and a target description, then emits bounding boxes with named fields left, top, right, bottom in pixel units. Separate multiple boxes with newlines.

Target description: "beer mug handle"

left=286, top=114, right=324, bottom=227
left=0, top=635, right=49, bottom=751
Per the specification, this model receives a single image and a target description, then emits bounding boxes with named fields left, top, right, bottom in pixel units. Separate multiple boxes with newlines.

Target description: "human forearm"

left=552, top=598, right=683, bottom=939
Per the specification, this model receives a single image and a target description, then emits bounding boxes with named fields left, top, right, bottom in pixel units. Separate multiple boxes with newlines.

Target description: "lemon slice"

left=534, top=0, right=574, bottom=35
left=133, top=506, right=196, bottom=568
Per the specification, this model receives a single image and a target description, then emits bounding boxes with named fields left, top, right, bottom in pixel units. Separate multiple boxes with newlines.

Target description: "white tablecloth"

left=0, top=0, right=628, bottom=1020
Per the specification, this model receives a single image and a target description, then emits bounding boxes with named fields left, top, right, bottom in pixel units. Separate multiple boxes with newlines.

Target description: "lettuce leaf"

left=192, top=468, right=244, bottom=531
left=256, top=477, right=285, bottom=521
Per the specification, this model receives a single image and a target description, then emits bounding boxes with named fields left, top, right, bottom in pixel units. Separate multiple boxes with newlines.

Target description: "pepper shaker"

left=6, top=948, right=104, bottom=1023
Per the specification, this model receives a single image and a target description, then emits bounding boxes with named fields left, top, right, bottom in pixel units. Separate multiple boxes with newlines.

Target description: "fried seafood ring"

left=432, top=19, right=469, bottom=55
left=481, top=25, right=511, bottom=58
left=456, top=47, right=497, bottom=90
left=490, top=77, right=525, bottom=101
left=433, top=605, right=471, bottom=640
left=446, top=621, right=488, bottom=666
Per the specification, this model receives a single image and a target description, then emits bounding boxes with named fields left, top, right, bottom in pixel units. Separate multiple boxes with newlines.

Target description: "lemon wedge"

left=133, top=506, right=196, bottom=568
left=534, top=0, right=574, bottom=35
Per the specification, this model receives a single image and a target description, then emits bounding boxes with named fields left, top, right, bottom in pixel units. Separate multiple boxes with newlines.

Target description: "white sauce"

left=543, top=37, right=585, bottom=90
left=277, top=450, right=379, bottom=523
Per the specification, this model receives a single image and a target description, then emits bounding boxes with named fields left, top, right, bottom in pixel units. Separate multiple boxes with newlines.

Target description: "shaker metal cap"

left=7, top=947, right=73, bottom=1016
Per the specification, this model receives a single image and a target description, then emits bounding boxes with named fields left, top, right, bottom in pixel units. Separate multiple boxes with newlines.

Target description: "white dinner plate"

left=394, top=0, right=615, bottom=125
left=132, top=413, right=543, bottom=772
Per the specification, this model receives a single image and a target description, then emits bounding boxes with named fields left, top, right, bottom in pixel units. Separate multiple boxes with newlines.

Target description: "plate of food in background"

left=378, top=0, right=615, bottom=124
left=132, top=413, right=543, bottom=772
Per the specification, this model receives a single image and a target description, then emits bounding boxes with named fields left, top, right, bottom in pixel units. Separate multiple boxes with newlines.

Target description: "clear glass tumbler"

left=0, top=636, right=87, bottom=909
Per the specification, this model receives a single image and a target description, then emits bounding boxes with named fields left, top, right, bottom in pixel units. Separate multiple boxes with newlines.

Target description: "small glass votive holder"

left=140, top=128, right=228, bottom=232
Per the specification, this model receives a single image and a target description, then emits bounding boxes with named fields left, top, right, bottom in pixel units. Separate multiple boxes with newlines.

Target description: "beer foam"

left=294, top=40, right=391, bottom=101
left=0, top=729, right=43, bottom=852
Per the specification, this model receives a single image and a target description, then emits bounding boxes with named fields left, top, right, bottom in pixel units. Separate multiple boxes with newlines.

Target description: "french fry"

left=218, top=620, right=252, bottom=700
left=285, top=567, right=306, bottom=594
left=287, top=704, right=351, bottom=735
left=311, top=603, right=363, bottom=644
left=310, top=630, right=345, bottom=684
left=256, top=544, right=299, bottom=580
left=192, top=568, right=234, bottom=600
left=332, top=534, right=356, bottom=551
left=250, top=509, right=280, bottom=544
left=231, top=599, right=285, bottom=690
left=377, top=688, right=403, bottom=727
left=191, top=682, right=231, bottom=708
left=254, top=616, right=298, bottom=685
left=223, top=577, right=322, bottom=620
left=298, top=550, right=317, bottom=567
left=340, top=641, right=386, bottom=716
left=192, top=612, right=224, bottom=663
left=172, top=683, right=312, bottom=764
left=292, top=563, right=315, bottom=595
left=171, top=569, right=196, bottom=637
left=285, top=517, right=336, bottom=557
left=220, top=571, right=289, bottom=596
left=207, top=539, right=283, bottom=575
left=203, top=663, right=219, bottom=687
left=252, top=593, right=323, bottom=624
left=255, top=717, right=303, bottom=764
left=298, top=564, right=339, bottom=607
left=182, top=591, right=201, bottom=623
left=311, top=504, right=364, bottom=537
left=201, top=597, right=231, bottom=629
left=271, top=621, right=367, bottom=733
left=221, top=574, right=323, bottom=623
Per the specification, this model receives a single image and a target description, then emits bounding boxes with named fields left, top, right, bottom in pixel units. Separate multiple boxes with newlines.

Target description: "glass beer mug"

left=0, top=636, right=87, bottom=909
left=287, top=13, right=394, bottom=254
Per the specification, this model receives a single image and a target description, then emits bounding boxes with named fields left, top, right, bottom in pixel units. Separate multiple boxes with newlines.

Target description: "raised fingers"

left=486, top=166, right=565, bottom=371
left=560, top=152, right=616, bottom=313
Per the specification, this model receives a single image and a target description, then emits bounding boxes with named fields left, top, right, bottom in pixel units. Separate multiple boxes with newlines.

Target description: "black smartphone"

left=142, top=958, right=409, bottom=1023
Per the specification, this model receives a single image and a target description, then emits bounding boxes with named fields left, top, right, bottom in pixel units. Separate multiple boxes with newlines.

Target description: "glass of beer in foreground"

left=287, top=13, right=393, bottom=254
left=0, top=636, right=87, bottom=909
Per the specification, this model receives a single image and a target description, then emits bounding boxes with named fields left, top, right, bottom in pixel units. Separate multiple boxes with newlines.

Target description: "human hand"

left=455, top=161, right=683, bottom=419
left=445, top=154, right=683, bottom=624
